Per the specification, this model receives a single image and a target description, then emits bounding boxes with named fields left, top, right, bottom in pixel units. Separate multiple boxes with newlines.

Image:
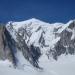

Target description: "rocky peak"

left=0, top=19, right=75, bottom=69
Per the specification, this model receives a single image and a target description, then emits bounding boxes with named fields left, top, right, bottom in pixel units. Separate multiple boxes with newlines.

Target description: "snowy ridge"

left=6, top=18, right=63, bottom=46
left=6, top=18, right=75, bottom=59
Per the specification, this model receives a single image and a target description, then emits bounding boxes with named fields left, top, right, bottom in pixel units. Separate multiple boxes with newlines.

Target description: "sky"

left=0, top=0, right=75, bottom=23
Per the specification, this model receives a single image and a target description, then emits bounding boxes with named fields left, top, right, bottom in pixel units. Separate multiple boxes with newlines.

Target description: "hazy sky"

left=0, top=0, right=75, bottom=23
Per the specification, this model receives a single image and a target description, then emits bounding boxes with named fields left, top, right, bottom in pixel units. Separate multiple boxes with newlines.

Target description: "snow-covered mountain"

left=0, top=18, right=75, bottom=75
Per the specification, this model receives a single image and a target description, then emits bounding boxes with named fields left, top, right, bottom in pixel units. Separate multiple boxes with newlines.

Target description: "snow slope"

left=0, top=55, right=75, bottom=75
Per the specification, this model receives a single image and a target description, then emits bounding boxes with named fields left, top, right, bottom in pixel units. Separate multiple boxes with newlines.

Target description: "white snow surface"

left=71, top=28, right=75, bottom=40
left=1, top=55, right=75, bottom=75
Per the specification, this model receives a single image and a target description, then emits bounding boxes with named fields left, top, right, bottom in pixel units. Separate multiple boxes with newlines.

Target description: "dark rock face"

left=39, top=31, right=46, bottom=47
left=48, top=22, right=75, bottom=60
left=16, top=30, right=41, bottom=68
left=0, top=25, right=6, bottom=60
left=68, top=21, right=75, bottom=29
left=0, top=25, right=14, bottom=62
left=4, top=27, right=17, bottom=66
left=29, top=45, right=41, bottom=68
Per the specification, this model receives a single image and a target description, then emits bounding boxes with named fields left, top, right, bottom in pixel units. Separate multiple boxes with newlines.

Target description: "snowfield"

left=0, top=55, right=75, bottom=75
